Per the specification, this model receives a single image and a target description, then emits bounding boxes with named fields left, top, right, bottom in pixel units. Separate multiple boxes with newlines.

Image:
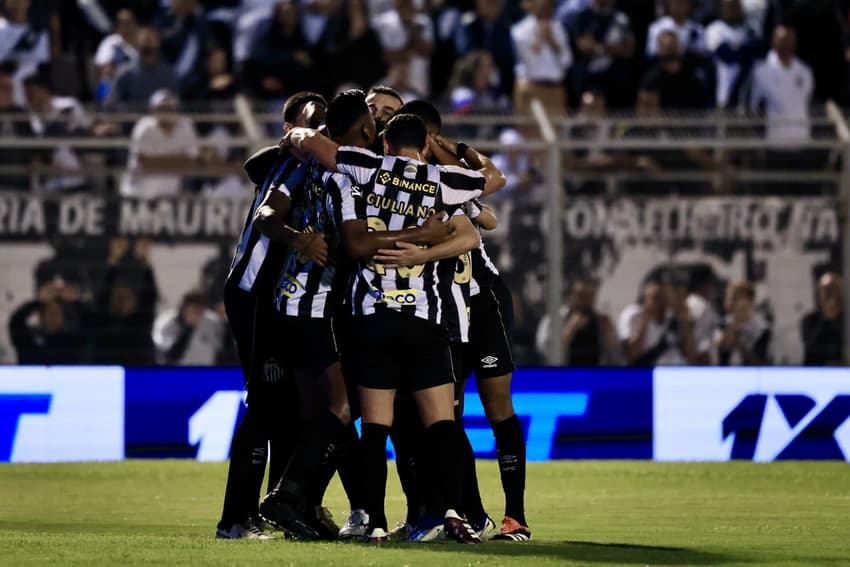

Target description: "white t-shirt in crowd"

left=0, top=18, right=49, bottom=104
left=153, top=308, right=226, bottom=366
left=123, top=115, right=199, bottom=199
left=373, top=10, right=434, bottom=98
left=617, top=304, right=688, bottom=366
left=646, top=16, right=705, bottom=56
left=511, top=15, right=572, bottom=83
left=750, top=51, right=813, bottom=145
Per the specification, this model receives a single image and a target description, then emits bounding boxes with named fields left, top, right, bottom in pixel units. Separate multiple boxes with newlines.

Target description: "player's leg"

left=216, top=287, right=272, bottom=539
left=388, top=394, right=425, bottom=537
left=471, top=280, right=530, bottom=540
left=408, top=319, right=480, bottom=544
left=260, top=318, right=347, bottom=540
left=358, top=385, right=397, bottom=542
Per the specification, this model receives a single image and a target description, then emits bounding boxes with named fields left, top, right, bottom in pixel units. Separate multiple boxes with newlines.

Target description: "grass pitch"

left=0, top=460, right=848, bottom=566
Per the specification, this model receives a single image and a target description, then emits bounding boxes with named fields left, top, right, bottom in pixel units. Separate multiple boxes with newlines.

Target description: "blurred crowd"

left=535, top=269, right=845, bottom=367
left=8, top=235, right=238, bottom=366
left=2, top=0, right=850, bottom=113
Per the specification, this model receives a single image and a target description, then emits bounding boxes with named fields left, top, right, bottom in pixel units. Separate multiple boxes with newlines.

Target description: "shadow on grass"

left=409, top=539, right=744, bottom=565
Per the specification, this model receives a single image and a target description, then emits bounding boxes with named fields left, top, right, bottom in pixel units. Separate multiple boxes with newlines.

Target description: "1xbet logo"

left=723, top=394, right=850, bottom=460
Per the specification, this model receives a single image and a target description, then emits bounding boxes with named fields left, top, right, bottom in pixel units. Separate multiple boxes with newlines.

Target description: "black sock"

left=493, top=414, right=527, bottom=525
left=277, top=410, right=345, bottom=500
left=361, top=422, right=391, bottom=531
left=458, top=421, right=486, bottom=523
left=390, top=399, right=425, bottom=525
left=218, top=409, right=266, bottom=528
left=267, top=427, right=298, bottom=496
left=337, top=424, right=365, bottom=510
left=424, top=420, right=462, bottom=516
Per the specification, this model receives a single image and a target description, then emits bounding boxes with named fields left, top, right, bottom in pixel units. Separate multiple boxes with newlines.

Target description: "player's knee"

left=483, top=393, right=514, bottom=425
left=330, top=400, right=352, bottom=425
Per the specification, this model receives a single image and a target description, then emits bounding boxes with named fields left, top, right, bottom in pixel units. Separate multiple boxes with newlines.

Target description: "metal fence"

left=0, top=99, right=847, bottom=367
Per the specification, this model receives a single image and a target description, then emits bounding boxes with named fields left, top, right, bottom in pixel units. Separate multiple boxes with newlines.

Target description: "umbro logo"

left=351, top=186, right=362, bottom=197
left=481, top=356, right=499, bottom=368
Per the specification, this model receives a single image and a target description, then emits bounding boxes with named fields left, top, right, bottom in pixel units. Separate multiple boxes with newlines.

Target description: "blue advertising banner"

left=2, top=366, right=849, bottom=463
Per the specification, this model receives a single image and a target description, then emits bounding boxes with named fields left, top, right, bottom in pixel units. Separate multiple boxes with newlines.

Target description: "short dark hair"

left=367, top=85, right=404, bottom=106
left=396, top=100, right=442, bottom=131
left=282, top=91, right=327, bottom=124
left=181, top=288, right=206, bottom=308
left=383, top=113, right=427, bottom=152
left=326, top=89, right=369, bottom=138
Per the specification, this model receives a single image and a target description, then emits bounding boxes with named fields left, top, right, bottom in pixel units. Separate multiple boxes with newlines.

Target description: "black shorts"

left=460, top=277, right=517, bottom=380
left=349, top=310, right=456, bottom=391
left=223, top=284, right=295, bottom=403
left=277, top=315, right=339, bottom=376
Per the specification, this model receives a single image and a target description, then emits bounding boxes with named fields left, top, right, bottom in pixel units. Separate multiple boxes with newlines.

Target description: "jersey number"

left=366, top=216, right=425, bottom=278
left=455, top=252, right=471, bottom=284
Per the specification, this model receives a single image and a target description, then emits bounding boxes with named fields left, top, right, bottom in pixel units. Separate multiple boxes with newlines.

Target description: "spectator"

left=535, top=278, right=621, bottom=366
left=704, top=0, right=764, bottom=108
left=22, top=73, right=114, bottom=192
left=373, top=0, right=434, bottom=98
left=801, top=272, right=844, bottom=366
left=447, top=50, right=503, bottom=115
left=93, top=237, right=159, bottom=366
left=639, top=30, right=712, bottom=110
left=93, top=8, right=139, bottom=103
left=511, top=0, right=571, bottom=115
left=153, top=288, right=226, bottom=365
left=454, top=0, right=515, bottom=99
left=181, top=46, right=239, bottom=102
left=749, top=25, right=814, bottom=145
left=376, top=57, right=422, bottom=102
left=121, top=89, right=200, bottom=199
left=490, top=128, right=541, bottom=201
left=0, top=0, right=49, bottom=105
left=0, top=64, right=28, bottom=189
left=241, top=0, right=317, bottom=99
left=565, top=0, right=636, bottom=108
left=326, top=0, right=386, bottom=92
left=687, top=265, right=721, bottom=364
left=713, top=280, right=770, bottom=365
left=618, top=275, right=696, bottom=366
left=109, top=26, right=179, bottom=106
left=428, top=0, right=461, bottom=98
left=646, top=0, right=706, bottom=58
left=154, top=0, right=209, bottom=93
left=8, top=278, right=87, bottom=364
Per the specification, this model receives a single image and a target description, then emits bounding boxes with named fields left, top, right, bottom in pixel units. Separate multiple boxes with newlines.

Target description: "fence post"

left=826, top=101, right=850, bottom=365
left=530, top=98, right=565, bottom=366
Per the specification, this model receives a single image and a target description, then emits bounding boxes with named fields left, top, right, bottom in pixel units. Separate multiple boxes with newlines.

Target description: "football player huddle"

left=216, top=87, right=530, bottom=545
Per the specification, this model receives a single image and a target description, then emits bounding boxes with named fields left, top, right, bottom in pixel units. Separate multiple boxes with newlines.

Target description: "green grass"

left=0, top=460, right=848, bottom=566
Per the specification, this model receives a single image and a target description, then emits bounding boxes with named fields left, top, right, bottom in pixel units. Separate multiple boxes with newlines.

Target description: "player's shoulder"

left=243, top=145, right=282, bottom=185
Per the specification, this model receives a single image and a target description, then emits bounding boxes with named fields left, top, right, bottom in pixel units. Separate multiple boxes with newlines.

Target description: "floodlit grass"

left=0, top=460, right=848, bottom=566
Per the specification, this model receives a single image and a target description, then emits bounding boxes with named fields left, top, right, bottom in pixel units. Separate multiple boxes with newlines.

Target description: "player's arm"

left=340, top=212, right=452, bottom=260
left=434, top=136, right=506, bottom=196
left=254, top=172, right=328, bottom=266
left=283, top=127, right=340, bottom=172
left=468, top=199, right=498, bottom=230
left=374, top=215, right=480, bottom=267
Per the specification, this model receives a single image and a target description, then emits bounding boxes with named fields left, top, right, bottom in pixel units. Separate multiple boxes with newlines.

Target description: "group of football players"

left=215, top=86, right=530, bottom=545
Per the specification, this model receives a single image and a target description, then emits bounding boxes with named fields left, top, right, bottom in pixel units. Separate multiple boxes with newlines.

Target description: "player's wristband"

left=455, top=142, right=469, bottom=160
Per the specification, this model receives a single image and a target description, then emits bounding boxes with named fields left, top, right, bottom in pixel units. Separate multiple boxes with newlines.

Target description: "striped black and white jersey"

left=465, top=199, right=500, bottom=296
left=336, top=146, right=485, bottom=324
left=274, top=160, right=355, bottom=318
left=227, top=152, right=305, bottom=295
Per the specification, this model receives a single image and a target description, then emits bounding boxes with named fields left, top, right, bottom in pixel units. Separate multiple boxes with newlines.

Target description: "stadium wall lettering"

left=0, top=194, right=841, bottom=366
left=1, top=367, right=849, bottom=463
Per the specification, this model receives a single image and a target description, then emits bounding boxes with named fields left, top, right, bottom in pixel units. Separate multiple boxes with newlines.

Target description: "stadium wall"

left=2, top=366, right=849, bottom=463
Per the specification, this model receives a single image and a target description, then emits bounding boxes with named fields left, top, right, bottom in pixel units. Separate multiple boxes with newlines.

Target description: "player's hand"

left=294, top=232, right=328, bottom=266
left=374, top=241, right=427, bottom=267
left=419, top=211, right=452, bottom=244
